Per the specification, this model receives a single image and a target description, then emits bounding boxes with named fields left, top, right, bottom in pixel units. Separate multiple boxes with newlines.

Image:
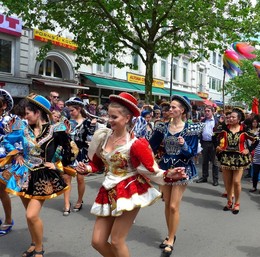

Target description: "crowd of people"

left=0, top=89, right=259, bottom=257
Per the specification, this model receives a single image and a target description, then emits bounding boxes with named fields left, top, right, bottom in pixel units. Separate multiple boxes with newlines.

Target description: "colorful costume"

left=149, top=121, right=204, bottom=185
left=215, top=124, right=258, bottom=170
left=0, top=120, right=75, bottom=199
left=69, top=118, right=95, bottom=164
left=87, top=128, right=166, bottom=217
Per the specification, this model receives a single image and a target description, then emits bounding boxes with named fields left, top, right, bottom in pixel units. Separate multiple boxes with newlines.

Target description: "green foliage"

left=224, top=50, right=260, bottom=108
left=2, top=0, right=259, bottom=103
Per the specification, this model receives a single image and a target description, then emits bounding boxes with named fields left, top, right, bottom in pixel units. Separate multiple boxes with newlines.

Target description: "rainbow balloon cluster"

left=232, top=42, right=256, bottom=59
left=223, top=42, right=256, bottom=78
left=223, top=49, right=241, bottom=77
left=253, top=61, right=260, bottom=78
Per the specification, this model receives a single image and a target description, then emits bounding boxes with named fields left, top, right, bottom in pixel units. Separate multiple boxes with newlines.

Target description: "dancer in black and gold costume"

left=215, top=107, right=258, bottom=214
left=0, top=95, right=76, bottom=257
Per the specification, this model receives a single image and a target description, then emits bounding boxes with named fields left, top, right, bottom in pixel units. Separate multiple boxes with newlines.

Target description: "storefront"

left=31, top=29, right=81, bottom=99
left=77, top=73, right=204, bottom=105
left=0, top=14, right=30, bottom=100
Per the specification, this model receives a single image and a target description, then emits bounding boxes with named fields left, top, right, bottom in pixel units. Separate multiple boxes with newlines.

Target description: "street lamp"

left=170, top=54, right=173, bottom=99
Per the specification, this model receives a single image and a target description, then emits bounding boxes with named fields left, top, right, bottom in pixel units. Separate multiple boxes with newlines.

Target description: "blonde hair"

left=109, top=102, right=134, bottom=130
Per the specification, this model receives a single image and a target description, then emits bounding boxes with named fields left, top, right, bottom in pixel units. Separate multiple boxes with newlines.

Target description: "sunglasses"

left=52, top=96, right=59, bottom=99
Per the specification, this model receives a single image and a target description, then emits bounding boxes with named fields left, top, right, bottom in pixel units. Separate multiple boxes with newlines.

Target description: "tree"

left=224, top=50, right=260, bottom=108
left=2, top=0, right=260, bottom=103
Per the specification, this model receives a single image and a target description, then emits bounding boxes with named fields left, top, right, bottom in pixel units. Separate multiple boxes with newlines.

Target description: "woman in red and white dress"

left=76, top=92, right=187, bottom=257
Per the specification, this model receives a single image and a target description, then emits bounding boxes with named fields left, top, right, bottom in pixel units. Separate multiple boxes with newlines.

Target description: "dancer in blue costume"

left=0, top=95, right=76, bottom=257
left=0, top=89, right=14, bottom=236
left=149, top=95, right=204, bottom=256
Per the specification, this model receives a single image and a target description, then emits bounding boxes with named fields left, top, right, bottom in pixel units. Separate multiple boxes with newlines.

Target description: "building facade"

left=0, top=13, right=228, bottom=106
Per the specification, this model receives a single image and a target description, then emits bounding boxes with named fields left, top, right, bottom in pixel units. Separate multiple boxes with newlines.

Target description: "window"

left=131, top=44, right=140, bottom=70
left=0, top=38, right=12, bottom=73
left=218, top=54, right=222, bottom=67
left=209, top=77, right=222, bottom=91
left=217, top=79, right=222, bottom=91
left=39, top=59, right=62, bottom=78
left=212, top=52, right=217, bottom=65
left=161, top=58, right=166, bottom=77
left=212, top=78, right=216, bottom=90
left=182, top=61, right=188, bottom=83
left=198, top=68, right=204, bottom=85
left=132, top=53, right=139, bottom=70
left=131, top=46, right=139, bottom=70
left=97, top=58, right=111, bottom=74
left=172, top=58, right=178, bottom=80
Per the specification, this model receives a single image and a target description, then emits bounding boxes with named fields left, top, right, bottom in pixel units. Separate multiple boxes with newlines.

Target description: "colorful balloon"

left=253, top=61, right=260, bottom=78
left=232, top=42, right=256, bottom=59
left=223, top=49, right=241, bottom=77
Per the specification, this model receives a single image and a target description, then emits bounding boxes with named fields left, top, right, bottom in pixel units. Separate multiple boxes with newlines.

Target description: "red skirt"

left=90, top=174, right=161, bottom=217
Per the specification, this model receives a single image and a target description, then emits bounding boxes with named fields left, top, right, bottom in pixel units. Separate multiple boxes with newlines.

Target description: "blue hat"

left=171, top=95, right=191, bottom=113
left=141, top=110, right=151, bottom=117
left=26, top=95, right=51, bottom=115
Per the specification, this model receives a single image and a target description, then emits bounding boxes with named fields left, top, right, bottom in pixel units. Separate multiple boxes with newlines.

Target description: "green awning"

left=133, top=84, right=169, bottom=96
left=84, top=75, right=169, bottom=96
left=84, top=75, right=142, bottom=92
left=84, top=75, right=202, bottom=100
left=164, top=89, right=203, bottom=101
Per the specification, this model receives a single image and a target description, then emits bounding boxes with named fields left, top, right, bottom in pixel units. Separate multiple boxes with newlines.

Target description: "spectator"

left=196, top=105, right=219, bottom=186
left=88, top=100, right=97, bottom=115
left=191, top=104, right=201, bottom=123
left=51, top=110, right=61, bottom=124
left=57, top=100, right=65, bottom=111
left=49, top=91, right=60, bottom=111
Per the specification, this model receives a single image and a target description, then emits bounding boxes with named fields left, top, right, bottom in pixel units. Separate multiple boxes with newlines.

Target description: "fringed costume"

left=215, top=124, right=258, bottom=170
left=149, top=122, right=204, bottom=185
left=0, top=119, right=76, bottom=200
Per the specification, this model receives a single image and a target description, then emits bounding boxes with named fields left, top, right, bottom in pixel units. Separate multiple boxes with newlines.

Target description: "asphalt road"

left=1, top=165, right=260, bottom=257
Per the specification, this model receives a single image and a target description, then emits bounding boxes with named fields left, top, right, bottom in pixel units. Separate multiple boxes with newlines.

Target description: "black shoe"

left=196, top=177, right=207, bottom=183
left=73, top=201, right=83, bottom=212
left=159, top=235, right=176, bottom=249
left=159, top=236, right=169, bottom=248
left=162, top=244, right=174, bottom=256
left=212, top=181, right=219, bottom=186
left=32, top=249, right=44, bottom=257
left=22, top=243, right=35, bottom=257
left=249, top=188, right=257, bottom=193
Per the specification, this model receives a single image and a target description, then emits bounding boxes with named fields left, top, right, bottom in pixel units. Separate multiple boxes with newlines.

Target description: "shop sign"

left=197, top=91, right=208, bottom=99
left=0, top=14, right=22, bottom=37
left=127, top=72, right=164, bottom=88
left=34, top=29, right=77, bottom=50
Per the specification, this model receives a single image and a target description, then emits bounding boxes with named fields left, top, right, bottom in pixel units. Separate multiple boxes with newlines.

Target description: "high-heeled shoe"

left=33, top=249, right=44, bottom=257
left=159, top=236, right=169, bottom=248
left=22, top=243, right=36, bottom=257
left=63, top=203, right=71, bottom=216
left=159, top=235, right=176, bottom=249
left=232, top=203, right=240, bottom=215
left=162, top=244, right=174, bottom=256
left=223, top=201, right=233, bottom=211
left=0, top=219, right=14, bottom=236
left=73, top=201, right=83, bottom=212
